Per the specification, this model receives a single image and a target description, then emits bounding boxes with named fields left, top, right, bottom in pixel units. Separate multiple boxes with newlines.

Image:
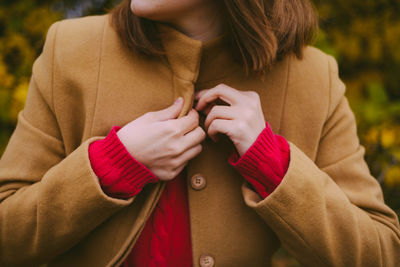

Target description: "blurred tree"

left=314, top=0, right=400, bottom=215
left=0, top=2, right=60, bottom=150
left=1, top=1, right=399, bottom=266
left=0, top=0, right=118, bottom=154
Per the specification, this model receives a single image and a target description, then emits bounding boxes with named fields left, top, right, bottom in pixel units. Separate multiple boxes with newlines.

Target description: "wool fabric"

left=88, top=121, right=289, bottom=266
left=0, top=14, right=399, bottom=266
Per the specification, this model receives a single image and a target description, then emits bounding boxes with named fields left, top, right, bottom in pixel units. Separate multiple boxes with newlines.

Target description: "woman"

left=0, top=0, right=399, bottom=266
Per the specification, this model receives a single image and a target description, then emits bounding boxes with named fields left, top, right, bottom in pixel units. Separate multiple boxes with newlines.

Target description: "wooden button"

left=199, top=254, right=215, bottom=267
left=191, top=174, right=206, bottom=190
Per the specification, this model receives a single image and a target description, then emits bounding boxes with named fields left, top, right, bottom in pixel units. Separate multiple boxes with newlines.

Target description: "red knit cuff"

left=88, top=125, right=159, bottom=199
left=228, top=122, right=290, bottom=198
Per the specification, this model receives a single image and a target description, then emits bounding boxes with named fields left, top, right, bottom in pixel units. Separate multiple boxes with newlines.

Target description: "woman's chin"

left=130, top=1, right=173, bottom=20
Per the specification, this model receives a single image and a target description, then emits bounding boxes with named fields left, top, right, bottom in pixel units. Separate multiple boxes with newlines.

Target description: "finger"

left=194, top=89, right=209, bottom=101
left=195, top=89, right=230, bottom=107
left=207, top=119, right=232, bottom=142
left=196, top=101, right=216, bottom=117
left=172, top=164, right=186, bottom=178
left=173, top=144, right=203, bottom=167
left=204, top=105, right=236, bottom=130
left=202, top=102, right=215, bottom=115
left=198, top=99, right=231, bottom=116
left=194, top=84, right=242, bottom=111
left=182, top=126, right=206, bottom=149
left=156, top=164, right=186, bottom=181
left=173, top=109, right=199, bottom=134
left=148, top=97, right=184, bottom=122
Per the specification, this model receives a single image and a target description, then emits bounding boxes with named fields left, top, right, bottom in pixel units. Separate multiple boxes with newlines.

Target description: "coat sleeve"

left=241, top=55, right=400, bottom=267
left=0, top=22, right=133, bottom=266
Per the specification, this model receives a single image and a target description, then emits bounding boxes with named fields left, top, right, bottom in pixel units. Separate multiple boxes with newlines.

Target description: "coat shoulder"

left=276, top=46, right=348, bottom=158
left=35, top=14, right=113, bottom=142
left=31, top=15, right=109, bottom=108
left=45, top=14, right=111, bottom=70
left=287, top=46, right=346, bottom=113
left=296, top=46, right=344, bottom=95
left=52, top=14, right=110, bottom=47
left=298, top=46, right=336, bottom=70
left=289, top=46, right=335, bottom=88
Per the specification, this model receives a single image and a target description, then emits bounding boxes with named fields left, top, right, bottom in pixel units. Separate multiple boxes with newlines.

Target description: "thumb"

left=150, top=97, right=184, bottom=121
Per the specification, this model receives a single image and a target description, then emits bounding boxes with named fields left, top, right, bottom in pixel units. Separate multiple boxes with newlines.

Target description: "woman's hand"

left=117, top=97, right=206, bottom=181
left=194, top=84, right=266, bottom=156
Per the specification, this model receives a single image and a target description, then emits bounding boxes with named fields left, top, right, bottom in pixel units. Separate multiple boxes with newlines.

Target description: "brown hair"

left=111, top=0, right=318, bottom=74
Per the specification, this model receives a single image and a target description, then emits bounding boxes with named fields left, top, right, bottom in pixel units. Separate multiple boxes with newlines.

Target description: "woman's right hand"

left=116, top=97, right=206, bottom=181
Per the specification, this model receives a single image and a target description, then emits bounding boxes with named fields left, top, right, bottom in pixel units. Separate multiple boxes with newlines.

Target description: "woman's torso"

left=46, top=14, right=333, bottom=267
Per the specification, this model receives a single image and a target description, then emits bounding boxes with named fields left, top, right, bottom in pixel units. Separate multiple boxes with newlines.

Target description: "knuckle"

left=166, top=143, right=179, bottom=155
left=248, top=99, right=258, bottom=110
left=171, top=169, right=181, bottom=178
left=176, top=143, right=185, bottom=154
left=162, top=123, right=173, bottom=132
left=152, top=169, right=162, bottom=179
left=190, top=109, right=197, bottom=118
left=249, top=91, right=259, bottom=98
left=165, top=123, right=179, bottom=135
left=165, top=169, right=176, bottom=180
left=207, top=124, right=215, bottom=135
left=199, top=127, right=207, bottom=139
left=237, top=121, right=247, bottom=132
left=167, top=172, right=176, bottom=180
left=218, top=83, right=228, bottom=90
left=143, top=111, right=154, bottom=119
left=210, top=105, right=219, bottom=114
left=191, top=108, right=199, bottom=116
left=173, top=126, right=182, bottom=136
left=172, top=165, right=185, bottom=177
left=156, top=169, right=170, bottom=181
left=215, top=85, right=225, bottom=94
left=191, top=110, right=199, bottom=123
left=243, top=109, right=253, bottom=120
left=170, top=158, right=181, bottom=169
left=244, top=91, right=259, bottom=102
left=251, top=93, right=260, bottom=104
left=207, top=122, right=214, bottom=133
left=210, top=118, right=219, bottom=127
left=216, top=84, right=225, bottom=89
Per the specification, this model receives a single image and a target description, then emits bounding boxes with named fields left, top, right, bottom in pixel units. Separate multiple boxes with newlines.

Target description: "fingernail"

left=175, top=97, right=182, bottom=104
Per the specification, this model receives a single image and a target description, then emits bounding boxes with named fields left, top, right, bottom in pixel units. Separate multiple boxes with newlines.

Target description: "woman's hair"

left=111, top=0, right=318, bottom=75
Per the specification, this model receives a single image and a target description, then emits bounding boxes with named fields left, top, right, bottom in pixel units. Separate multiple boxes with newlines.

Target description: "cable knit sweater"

left=88, top=121, right=289, bottom=266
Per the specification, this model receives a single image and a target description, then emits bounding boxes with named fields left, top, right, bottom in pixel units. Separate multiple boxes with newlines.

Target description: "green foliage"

left=0, top=0, right=399, bottom=213
left=0, top=0, right=118, bottom=154
left=0, top=2, right=61, bottom=153
left=0, top=1, right=399, bottom=266
left=314, top=0, right=400, bottom=215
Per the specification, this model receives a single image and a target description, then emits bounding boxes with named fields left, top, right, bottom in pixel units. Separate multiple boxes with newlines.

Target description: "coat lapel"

left=82, top=19, right=290, bottom=266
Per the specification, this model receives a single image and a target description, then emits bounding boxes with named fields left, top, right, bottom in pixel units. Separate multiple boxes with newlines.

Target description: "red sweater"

left=88, top=122, right=290, bottom=266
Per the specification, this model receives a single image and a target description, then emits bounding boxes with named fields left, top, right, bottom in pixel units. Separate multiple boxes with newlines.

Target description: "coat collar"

left=96, top=16, right=290, bottom=135
left=156, top=23, right=241, bottom=85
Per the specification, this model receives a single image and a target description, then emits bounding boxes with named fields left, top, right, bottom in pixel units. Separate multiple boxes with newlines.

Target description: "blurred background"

left=0, top=0, right=399, bottom=266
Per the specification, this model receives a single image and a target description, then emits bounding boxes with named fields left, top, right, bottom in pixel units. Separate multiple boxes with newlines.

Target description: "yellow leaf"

left=385, top=166, right=400, bottom=188
left=381, top=128, right=396, bottom=148
left=0, top=61, right=14, bottom=88
left=9, top=81, right=29, bottom=122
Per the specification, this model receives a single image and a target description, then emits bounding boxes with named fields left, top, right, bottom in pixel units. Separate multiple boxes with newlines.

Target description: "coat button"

left=191, top=174, right=206, bottom=190
left=199, top=254, right=215, bottom=267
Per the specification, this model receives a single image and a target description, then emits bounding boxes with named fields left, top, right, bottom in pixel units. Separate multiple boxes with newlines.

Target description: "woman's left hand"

left=194, top=83, right=266, bottom=156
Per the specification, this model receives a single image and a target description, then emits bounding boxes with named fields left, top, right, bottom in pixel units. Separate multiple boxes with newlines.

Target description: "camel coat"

left=0, top=14, right=399, bottom=267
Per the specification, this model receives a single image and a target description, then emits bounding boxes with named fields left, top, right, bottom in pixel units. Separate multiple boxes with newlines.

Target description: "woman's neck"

left=164, top=3, right=224, bottom=42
